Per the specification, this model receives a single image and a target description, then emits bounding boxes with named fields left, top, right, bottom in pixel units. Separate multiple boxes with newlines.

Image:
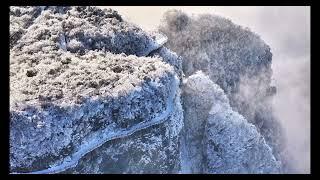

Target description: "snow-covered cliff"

left=10, top=6, right=183, bottom=174
left=10, top=6, right=285, bottom=174
left=159, top=9, right=286, bottom=171
left=181, top=71, right=280, bottom=173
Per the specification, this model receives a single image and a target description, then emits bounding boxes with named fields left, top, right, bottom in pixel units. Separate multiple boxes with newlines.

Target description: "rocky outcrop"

left=181, top=71, right=280, bottom=174
left=10, top=6, right=286, bottom=174
left=159, top=10, right=285, bottom=168
left=10, top=6, right=183, bottom=174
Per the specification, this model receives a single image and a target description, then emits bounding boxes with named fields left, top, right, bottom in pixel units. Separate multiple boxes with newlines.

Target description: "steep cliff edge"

left=181, top=71, right=280, bottom=173
left=159, top=10, right=285, bottom=170
left=10, top=6, right=285, bottom=174
left=10, top=6, right=183, bottom=174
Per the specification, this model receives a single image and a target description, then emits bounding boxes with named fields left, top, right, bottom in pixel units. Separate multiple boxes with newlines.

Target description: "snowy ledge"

left=12, top=75, right=179, bottom=174
left=142, top=31, right=168, bottom=56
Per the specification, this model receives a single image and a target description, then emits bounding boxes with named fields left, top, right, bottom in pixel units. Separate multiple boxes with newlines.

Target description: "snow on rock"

left=159, top=10, right=285, bottom=166
left=206, top=105, right=281, bottom=174
left=149, top=46, right=184, bottom=80
left=181, top=71, right=225, bottom=173
left=62, top=77, right=183, bottom=174
left=10, top=6, right=287, bottom=174
left=10, top=6, right=44, bottom=48
left=182, top=71, right=281, bottom=173
left=10, top=6, right=183, bottom=174
left=10, top=6, right=165, bottom=57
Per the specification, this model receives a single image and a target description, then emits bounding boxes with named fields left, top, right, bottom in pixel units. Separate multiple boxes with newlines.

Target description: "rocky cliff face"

left=182, top=72, right=280, bottom=173
left=10, top=6, right=284, bottom=174
left=10, top=6, right=183, bottom=174
left=159, top=10, right=286, bottom=171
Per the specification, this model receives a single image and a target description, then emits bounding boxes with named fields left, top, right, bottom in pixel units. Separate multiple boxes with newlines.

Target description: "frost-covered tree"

left=10, top=6, right=183, bottom=174
left=10, top=6, right=164, bottom=57
left=159, top=10, right=285, bottom=168
left=10, top=6, right=289, bottom=174
left=182, top=71, right=281, bottom=173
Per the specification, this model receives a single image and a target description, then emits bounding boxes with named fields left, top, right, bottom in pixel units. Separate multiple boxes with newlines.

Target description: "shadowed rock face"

left=10, top=6, right=183, bottom=174
left=159, top=10, right=285, bottom=169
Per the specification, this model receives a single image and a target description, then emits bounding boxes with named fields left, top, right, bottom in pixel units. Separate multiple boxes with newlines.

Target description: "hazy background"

left=100, top=6, right=310, bottom=173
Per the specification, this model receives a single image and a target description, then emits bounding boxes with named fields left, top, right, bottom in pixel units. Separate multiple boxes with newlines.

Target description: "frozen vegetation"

left=181, top=72, right=280, bottom=173
left=159, top=10, right=286, bottom=171
left=10, top=6, right=286, bottom=174
left=10, top=6, right=183, bottom=174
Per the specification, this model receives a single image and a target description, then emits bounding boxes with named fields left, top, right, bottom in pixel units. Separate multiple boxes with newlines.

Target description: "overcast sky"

left=101, top=6, right=310, bottom=173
